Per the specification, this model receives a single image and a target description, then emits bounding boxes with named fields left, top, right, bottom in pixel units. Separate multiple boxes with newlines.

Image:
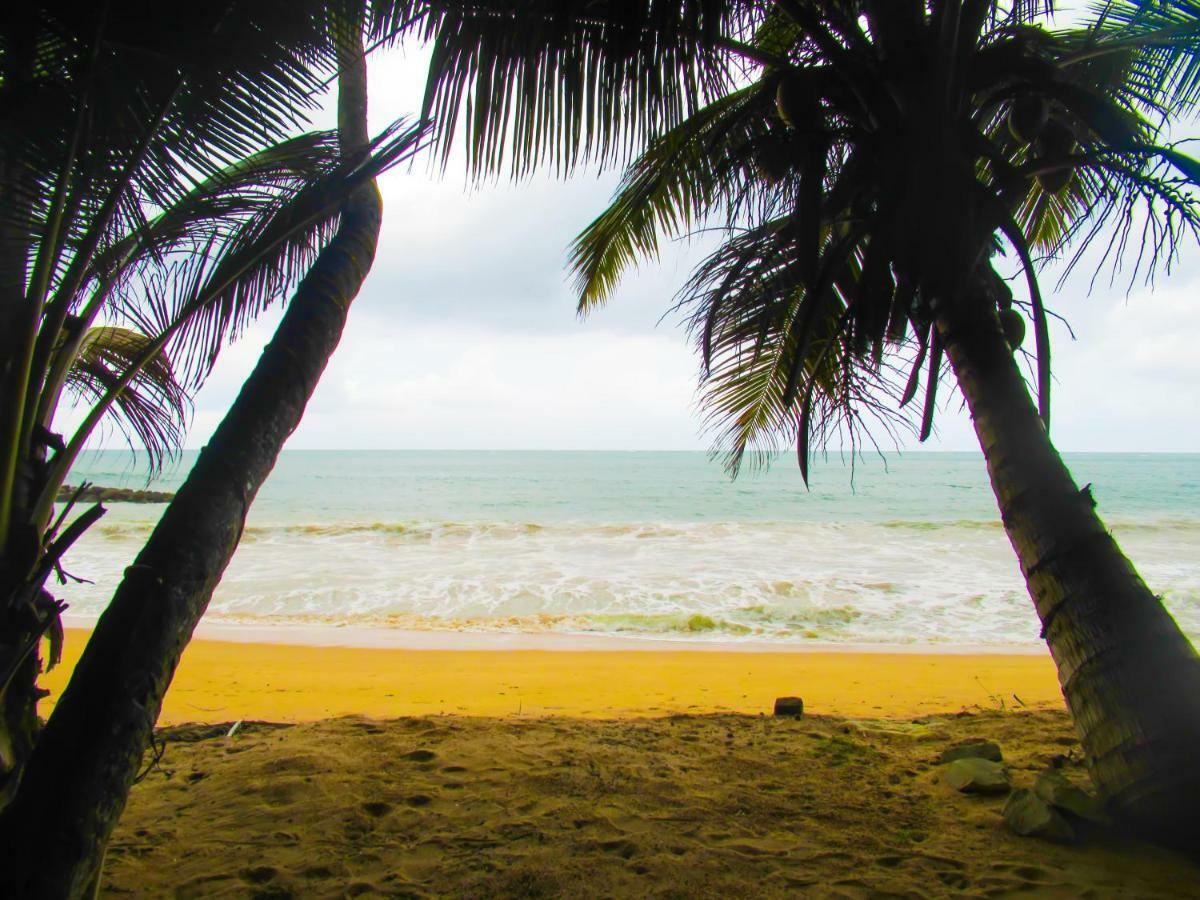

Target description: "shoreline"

left=62, top=615, right=1048, bottom=654
left=44, top=627, right=1064, bottom=724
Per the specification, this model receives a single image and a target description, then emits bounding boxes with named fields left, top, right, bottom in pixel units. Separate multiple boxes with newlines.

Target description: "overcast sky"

left=88, top=42, right=1200, bottom=455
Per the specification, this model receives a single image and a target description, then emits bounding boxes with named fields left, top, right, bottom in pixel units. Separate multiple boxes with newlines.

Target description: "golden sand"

left=44, top=631, right=1200, bottom=896
left=105, top=712, right=1200, bottom=897
left=45, top=629, right=1065, bottom=723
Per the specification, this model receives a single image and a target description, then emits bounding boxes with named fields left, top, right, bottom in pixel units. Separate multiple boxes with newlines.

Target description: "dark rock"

left=937, top=740, right=1003, bottom=764
left=1034, top=771, right=1109, bottom=824
left=941, top=757, right=1010, bottom=794
left=1003, top=788, right=1076, bottom=843
left=773, top=697, right=804, bottom=717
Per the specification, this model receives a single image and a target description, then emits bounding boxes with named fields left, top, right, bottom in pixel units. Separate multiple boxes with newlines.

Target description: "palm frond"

left=408, top=0, right=755, bottom=177
left=1080, top=0, right=1200, bottom=117
left=63, top=326, right=187, bottom=467
left=682, top=211, right=916, bottom=480
left=39, top=117, right=428, bottom=501
left=118, top=120, right=428, bottom=394
left=570, top=83, right=769, bottom=312
left=0, top=2, right=340, bottom=302
left=86, top=131, right=351, bottom=292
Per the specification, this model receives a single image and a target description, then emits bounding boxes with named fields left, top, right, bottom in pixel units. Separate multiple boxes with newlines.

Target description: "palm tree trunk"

left=938, top=268, right=1200, bottom=844
left=0, top=57, right=43, bottom=805
left=0, top=26, right=380, bottom=897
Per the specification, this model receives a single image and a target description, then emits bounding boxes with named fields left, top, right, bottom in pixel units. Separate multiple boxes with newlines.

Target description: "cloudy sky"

left=101, top=43, right=1200, bottom=455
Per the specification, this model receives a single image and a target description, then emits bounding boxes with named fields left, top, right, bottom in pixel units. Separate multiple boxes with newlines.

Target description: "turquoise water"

left=60, top=450, right=1200, bottom=646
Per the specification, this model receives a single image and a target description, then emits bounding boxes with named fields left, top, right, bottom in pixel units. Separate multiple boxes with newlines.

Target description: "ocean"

left=58, top=450, right=1199, bottom=647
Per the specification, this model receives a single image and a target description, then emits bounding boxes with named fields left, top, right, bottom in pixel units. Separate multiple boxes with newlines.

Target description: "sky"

left=87, top=39, right=1200, bottom=456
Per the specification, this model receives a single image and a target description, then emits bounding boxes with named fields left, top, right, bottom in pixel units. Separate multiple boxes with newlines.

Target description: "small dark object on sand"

left=773, top=697, right=804, bottom=718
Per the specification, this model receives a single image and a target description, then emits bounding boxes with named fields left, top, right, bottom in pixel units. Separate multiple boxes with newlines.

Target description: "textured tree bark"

left=939, top=268, right=1200, bottom=846
left=0, top=58, right=43, bottom=806
left=0, top=26, right=380, bottom=897
left=0, top=411, right=56, bottom=811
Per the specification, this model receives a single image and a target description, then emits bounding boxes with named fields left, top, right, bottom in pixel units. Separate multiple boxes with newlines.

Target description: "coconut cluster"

left=746, top=74, right=823, bottom=183
left=1008, top=95, right=1076, bottom=195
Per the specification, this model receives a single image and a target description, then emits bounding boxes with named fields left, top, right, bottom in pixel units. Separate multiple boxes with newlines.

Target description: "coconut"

left=1033, top=117, right=1076, bottom=194
left=754, top=140, right=792, bottom=183
left=1035, top=165, right=1071, bottom=195
left=1037, top=118, right=1076, bottom=160
left=999, top=308, right=1026, bottom=349
left=1007, top=96, right=1048, bottom=145
left=775, top=74, right=811, bottom=130
left=994, top=167, right=1031, bottom=205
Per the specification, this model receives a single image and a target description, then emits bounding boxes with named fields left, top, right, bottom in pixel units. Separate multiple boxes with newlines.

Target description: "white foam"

left=58, top=514, right=1200, bottom=645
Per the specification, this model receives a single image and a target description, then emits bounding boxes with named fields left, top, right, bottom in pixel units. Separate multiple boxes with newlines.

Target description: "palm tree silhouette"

left=0, top=4, right=424, bottom=889
left=412, top=0, right=1200, bottom=840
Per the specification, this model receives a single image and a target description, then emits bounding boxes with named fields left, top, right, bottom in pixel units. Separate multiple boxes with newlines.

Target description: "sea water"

left=57, top=450, right=1199, bottom=647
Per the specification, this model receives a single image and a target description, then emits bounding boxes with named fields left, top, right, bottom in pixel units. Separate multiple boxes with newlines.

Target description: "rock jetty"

left=58, top=484, right=175, bottom=504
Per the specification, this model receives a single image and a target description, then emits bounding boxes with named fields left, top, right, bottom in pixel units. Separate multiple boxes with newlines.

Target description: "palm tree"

left=409, top=0, right=1200, bottom=839
left=0, top=8, right=426, bottom=893
left=0, top=2, right=417, bottom=801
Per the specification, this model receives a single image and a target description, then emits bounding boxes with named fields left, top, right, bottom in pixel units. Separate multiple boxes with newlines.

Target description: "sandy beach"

left=45, top=628, right=1065, bottom=723
left=37, top=629, right=1200, bottom=896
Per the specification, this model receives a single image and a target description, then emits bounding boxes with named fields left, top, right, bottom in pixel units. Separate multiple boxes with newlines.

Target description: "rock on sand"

left=937, top=740, right=1003, bottom=764
left=941, top=757, right=1010, bottom=794
left=773, top=696, right=804, bottom=717
left=1004, top=788, right=1076, bottom=843
left=1034, top=771, right=1108, bottom=825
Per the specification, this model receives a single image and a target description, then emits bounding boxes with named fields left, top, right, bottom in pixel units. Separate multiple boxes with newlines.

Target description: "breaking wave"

left=61, top=514, right=1200, bottom=646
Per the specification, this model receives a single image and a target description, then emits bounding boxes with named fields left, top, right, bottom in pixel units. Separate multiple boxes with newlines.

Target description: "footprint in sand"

left=362, top=801, right=391, bottom=817
left=935, top=870, right=973, bottom=890
left=299, top=864, right=346, bottom=880
left=596, top=838, right=639, bottom=859
left=239, top=865, right=278, bottom=885
left=989, top=861, right=1054, bottom=884
left=403, top=749, right=437, bottom=762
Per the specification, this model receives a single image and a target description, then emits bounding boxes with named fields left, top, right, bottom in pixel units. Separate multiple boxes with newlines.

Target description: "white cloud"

left=63, top=43, right=1200, bottom=456
left=1044, top=275, right=1200, bottom=451
left=287, top=316, right=702, bottom=449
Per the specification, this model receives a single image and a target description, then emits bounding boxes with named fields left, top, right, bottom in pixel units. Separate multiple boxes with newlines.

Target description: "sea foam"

left=58, top=450, right=1200, bottom=646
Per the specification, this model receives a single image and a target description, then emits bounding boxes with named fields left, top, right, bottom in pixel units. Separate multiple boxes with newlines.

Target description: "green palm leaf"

left=409, top=0, right=752, bottom=176
left=0, top=2, right=340, bottom=303
left=1080, top=0, right=1200, bottom=116
left=63, top=326, right=187, bottom=464
left=570, top=83, right=768, bottom=312
left=32, top=118, right=429, bottom=522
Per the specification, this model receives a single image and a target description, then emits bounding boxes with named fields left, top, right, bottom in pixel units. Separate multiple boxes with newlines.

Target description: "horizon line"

left=78, top=447, right=1200, bottom=455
